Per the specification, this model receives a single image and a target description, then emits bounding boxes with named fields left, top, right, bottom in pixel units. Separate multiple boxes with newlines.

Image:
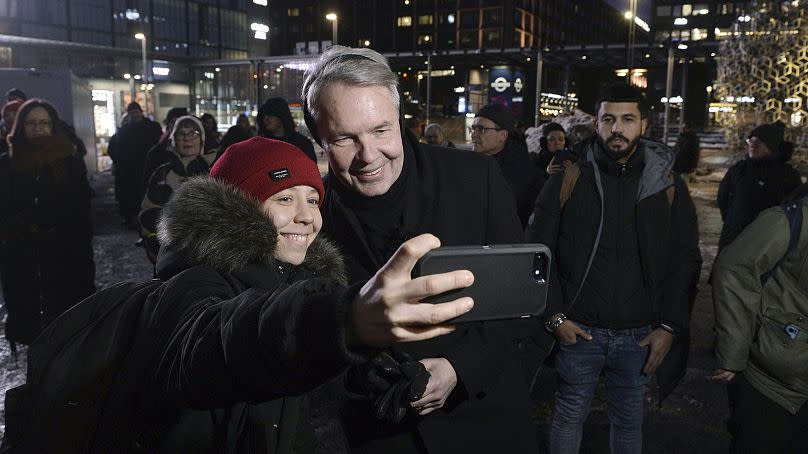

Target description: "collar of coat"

left=156, top=176, right=346, bottom=284
left=583, top=136, right=675, bottom=202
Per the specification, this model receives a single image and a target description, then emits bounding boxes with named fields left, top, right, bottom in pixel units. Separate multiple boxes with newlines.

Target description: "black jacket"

left=492, top=138, right=538, bottom=227
left=0, top=137, right=95, bottom=344
left=717, top=156, right=802, bottom=251
left=108, top=118, right=163, bottom=217
left=97, top=177, right=358, bottom=453
left=257, top=98, right=317, bottom=163
left=526, top=137, right=702, bottom=399
left=321, top=131, right=538, bottom=453
left=672, top=130, right=700, bottom=174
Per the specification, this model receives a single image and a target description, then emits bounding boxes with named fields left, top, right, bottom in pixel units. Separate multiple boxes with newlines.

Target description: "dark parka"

left=321, top=131, right=538, bottom=453
left=526, top=137, right=702, bottom=400
left=257, top=98, right=317, bottom=164
left=95, top=177, right=358, bottom=453
left=107, top=118, right=163, bottom=219
left=717, top=156, right=802, bottom=251
left=0, top=136, right=95, bottom=345
left=492, top=137, right=538, bottom=227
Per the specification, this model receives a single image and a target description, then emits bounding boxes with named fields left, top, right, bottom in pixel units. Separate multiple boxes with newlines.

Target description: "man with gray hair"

left=303, top=46, right=537, bottom=453
left=423, top=123, right=455, bottom=148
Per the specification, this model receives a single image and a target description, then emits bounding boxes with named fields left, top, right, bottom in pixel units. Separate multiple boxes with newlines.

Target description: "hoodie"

left=257, top=98, right=318, bottom=163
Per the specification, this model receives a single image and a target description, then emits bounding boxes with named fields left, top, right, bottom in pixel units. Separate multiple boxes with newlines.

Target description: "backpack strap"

left=761, top=199, right=804, bottom=285
left=559, top=162, right=581, bottom=209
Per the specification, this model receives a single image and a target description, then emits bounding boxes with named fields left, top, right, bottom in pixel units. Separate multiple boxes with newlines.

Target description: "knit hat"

left=2, top=99, right=22, bottom=117
left=749, top=121, right=786, bottom=153
left=475, top=104, right=515, bottom=134
left=210, top=136, right=324, bottom=204
left=170, top=115, right=206, bottom=148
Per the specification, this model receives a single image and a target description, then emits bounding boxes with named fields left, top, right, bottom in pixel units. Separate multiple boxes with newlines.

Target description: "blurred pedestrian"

left=423, top=123, right=455, bottom=148
left=712, top=193, right=808, bottom=454
left=673, top=122, right=701, bottom=177
left=5, top=88, right=26, bottom=102
left=199, top=113, right=221, bottom=153
left=107, top=102, right=162, bottom=227
left=717, top=121, right=802, bottom=252
left=218, top=113, right=255, bottom=158
left=257, top=97, right=317, bottom=163
left=142, top=107, right=189, bottom=191
left=1, top=99, right=23, bottom=155
left=139, top=115, right=215, bottom=264
left=471, top=103, right=536, bottom=227
left=0, top=99, right=95, bottom=351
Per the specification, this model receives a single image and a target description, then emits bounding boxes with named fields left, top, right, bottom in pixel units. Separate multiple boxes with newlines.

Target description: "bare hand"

left=710, top=369, right=736, bottom=383
left=347, top=234, right=475, bottom=347
left=639, top=328, right=674, bottom=374
left=410, top=358, right=457, bottom=415
left=546, top=157, right=563, bottom=175
left=553, top=319, right=592, bottom=345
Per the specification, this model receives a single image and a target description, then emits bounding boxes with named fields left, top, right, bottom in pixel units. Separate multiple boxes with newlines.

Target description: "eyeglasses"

left=25, top=120, right=52, bottom=129
left=469, top=125, right=502, bottom=134
left=174, top=130, right=201, bottom=140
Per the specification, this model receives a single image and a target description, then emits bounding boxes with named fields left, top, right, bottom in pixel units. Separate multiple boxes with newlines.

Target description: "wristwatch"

left=545, top=313, right=566, bottom=333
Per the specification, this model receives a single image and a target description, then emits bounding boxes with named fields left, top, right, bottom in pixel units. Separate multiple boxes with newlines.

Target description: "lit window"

left=288, top=8, right=299, bottom=16
left=682, top=4, right=692, bottom=16
left=447, top=13, right=455, bottom=24
left=418, top=15, right=433, bottom=25
left=417, top=34, right=432, bottom=45
left=397, top=16, right=412, bottom=27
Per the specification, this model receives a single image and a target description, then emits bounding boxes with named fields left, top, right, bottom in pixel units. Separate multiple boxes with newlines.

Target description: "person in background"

left=257, top=97, right=317, bottom=163
left=219, top=113, right=255, bottom=158
left=142, top=107, right=190, bottom=191
left=0, top=99, right=95, bottom=354
left=5, top=88, right=26, bottom=103
left=139, top=115, right=216, bottom=264
left=1, top=99, right=23, bottom=155
left=673, top=122, right=701, bottom=178
left=717, top=121, right=802, bottom=252
left=199, top=113, right=221, bottom=153
left=527, top=83, right=701, bottom=454
left=423, top=123, right=455, bottom=148
left=471, top=104, right=536, bottom=227
left=107, top=102, right=162, bottom=227
left=712, top=192, right=808, bottom=454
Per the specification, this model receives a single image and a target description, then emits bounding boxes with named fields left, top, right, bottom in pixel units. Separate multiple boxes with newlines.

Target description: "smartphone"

left=413, top=244, right=551, bottom=323
left=555, top=149, right=576, bottom=164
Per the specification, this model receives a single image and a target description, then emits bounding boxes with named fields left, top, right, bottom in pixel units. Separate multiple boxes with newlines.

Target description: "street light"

left=134, top=33, right=149, bottom=116
left=326, top=13, right=338, bottom=45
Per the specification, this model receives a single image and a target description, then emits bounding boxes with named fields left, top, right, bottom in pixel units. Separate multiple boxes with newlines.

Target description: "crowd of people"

left=0, top=45, right=806, bottom=454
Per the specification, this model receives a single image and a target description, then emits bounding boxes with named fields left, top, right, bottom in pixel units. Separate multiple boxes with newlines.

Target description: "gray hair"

left=302, top=46, right=400, bottom=140
left=424, top=123, right=445, bottom=136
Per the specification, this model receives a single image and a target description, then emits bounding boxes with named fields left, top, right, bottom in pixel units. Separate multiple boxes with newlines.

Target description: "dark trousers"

left=728, top=374, right=808, bottom=454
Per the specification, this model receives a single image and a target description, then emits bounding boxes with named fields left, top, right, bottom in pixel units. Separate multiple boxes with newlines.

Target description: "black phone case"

left=413, top=244, right=551, bottom=323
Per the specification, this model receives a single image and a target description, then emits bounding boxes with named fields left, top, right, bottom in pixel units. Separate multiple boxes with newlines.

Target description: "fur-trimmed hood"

left=157, top=176, right=346, bottom=284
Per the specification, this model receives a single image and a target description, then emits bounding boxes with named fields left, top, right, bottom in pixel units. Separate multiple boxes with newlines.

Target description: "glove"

left=345, top=350, right=430, bottom=423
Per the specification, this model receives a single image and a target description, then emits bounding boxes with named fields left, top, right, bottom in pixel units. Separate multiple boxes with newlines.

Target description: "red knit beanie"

left=210, top=137, right=324, bottom=203
left=2, top=100, right=22, bottom=117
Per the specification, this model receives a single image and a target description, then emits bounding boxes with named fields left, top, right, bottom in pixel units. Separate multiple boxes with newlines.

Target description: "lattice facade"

left=714, top=1, right=808, bottom=165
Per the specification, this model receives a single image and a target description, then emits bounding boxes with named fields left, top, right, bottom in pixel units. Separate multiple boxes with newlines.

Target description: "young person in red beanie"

left=90, top=137, right=475, bottom=453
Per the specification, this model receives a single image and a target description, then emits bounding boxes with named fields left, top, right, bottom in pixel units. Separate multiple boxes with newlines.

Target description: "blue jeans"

left=550, top=324, right=652, bottom=454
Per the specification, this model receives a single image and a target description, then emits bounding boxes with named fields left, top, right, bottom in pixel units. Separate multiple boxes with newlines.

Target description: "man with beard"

left=302, top=45, right=537, bottom=454
left=526, top=83, right=701, bottom=454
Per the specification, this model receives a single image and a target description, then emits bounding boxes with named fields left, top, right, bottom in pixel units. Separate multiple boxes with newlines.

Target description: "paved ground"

left=0, top=148, right=739, bottom=452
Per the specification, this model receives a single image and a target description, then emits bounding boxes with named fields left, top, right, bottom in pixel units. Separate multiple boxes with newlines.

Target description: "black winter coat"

left=492, top=138, right=538, bottom=227
left=672, top=130, right=700, bottom=174
left=0, top=138, right=95, bottom=344
left=321, top=132, right=538, bottom=453
left=107, top=119, right=162, bottom=218
left=717, top=157, right=802, bottom=251
left=96, top=177, right=358, bottom=454
left=526, top=137, right=702, bottom=400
